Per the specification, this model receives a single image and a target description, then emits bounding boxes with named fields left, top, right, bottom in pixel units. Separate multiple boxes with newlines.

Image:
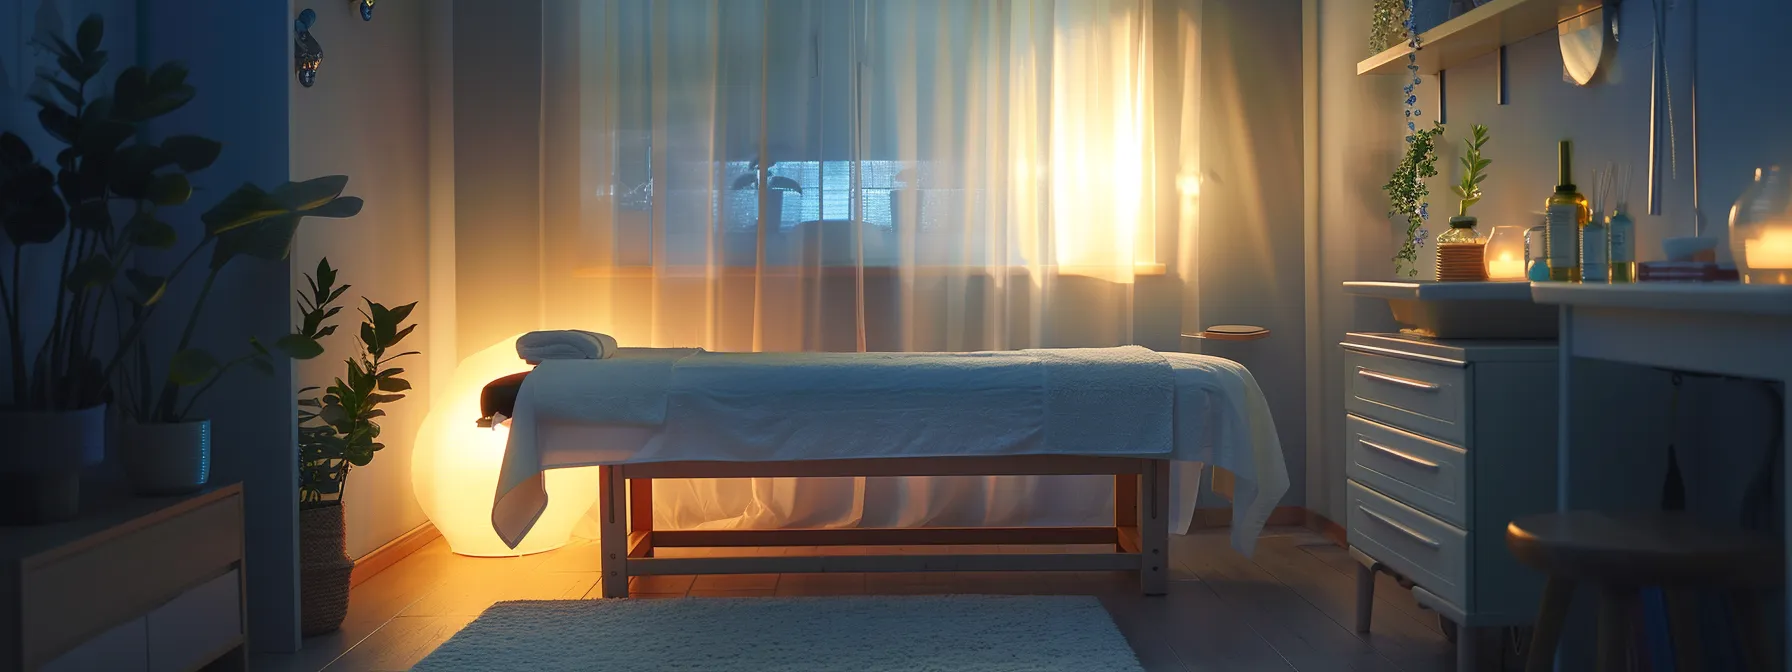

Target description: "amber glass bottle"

left=1544, top=140, right=1591, bottom=282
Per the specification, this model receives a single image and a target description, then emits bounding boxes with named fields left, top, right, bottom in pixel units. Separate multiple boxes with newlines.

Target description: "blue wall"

left=138, top=0, right=299, bottom=652
left=0, top=0, right=137, bottom=401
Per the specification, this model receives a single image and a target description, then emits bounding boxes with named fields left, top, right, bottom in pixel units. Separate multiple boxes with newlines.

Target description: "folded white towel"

left=517, top=330, right=618, bottom=363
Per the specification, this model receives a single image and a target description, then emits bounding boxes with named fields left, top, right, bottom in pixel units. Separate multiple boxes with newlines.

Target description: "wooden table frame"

left=596, top=456, right=1171, bottom=598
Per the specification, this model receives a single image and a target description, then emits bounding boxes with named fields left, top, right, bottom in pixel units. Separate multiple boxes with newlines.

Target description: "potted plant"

left=292, top=259, right=418, bottom=635
left=888, top=167, right=918, bottom=232
left=4, top=15, right=363, bottom=502
left=111, top=164, right=362, bottom=496
left=1449, top=124, right=1490, bottom=229
left=0, top=16, right=121, bottom=523
left=730, top=157, right=803, bottom=230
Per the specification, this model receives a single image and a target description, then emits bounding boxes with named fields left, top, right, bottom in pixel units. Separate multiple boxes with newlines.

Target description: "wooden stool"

left=1506, top=511, right=1782, bottom=672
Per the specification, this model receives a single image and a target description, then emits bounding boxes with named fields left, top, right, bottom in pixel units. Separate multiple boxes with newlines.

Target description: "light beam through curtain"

left=534, top=0, right=1200, bottom=533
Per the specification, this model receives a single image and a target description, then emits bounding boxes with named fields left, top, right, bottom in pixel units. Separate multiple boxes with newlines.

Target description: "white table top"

left=1341, top=280, right=1535, bottom=301
left=1531, top=282, right=1792, bottom=317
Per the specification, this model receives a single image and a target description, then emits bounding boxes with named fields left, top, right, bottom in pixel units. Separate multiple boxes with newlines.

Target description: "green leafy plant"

left=1385, top=120, right=1445, bottom=277
left=296, top=260, right=418, bottom=508
left=1, top=14, right=165, bottom=411
left=124, top=173, right=363, bottom=423
left=0, top=15, right=361, bottom=416
left=1369, top=0, right=1410, bottom=55
left=1453, top=124, right=1491, bottom=217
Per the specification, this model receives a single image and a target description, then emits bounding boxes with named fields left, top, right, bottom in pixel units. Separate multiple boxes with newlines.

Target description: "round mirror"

left=1559, top=3, right=1612, bottom=86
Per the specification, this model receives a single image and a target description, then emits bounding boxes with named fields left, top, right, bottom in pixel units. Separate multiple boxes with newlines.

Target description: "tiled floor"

left=252, top=527, right=1465, bottom=671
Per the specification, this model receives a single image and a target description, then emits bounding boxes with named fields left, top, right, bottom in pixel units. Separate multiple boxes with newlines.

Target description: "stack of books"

left=1636, top=261, right=1739, bottom=282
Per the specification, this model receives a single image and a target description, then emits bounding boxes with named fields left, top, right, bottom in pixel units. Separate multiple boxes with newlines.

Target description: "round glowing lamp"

left=1483, top=226, right=1527, bottom=281
left=412, top=335, right=602, bottom=556
left=1731, top=167, right=1792, bottom=285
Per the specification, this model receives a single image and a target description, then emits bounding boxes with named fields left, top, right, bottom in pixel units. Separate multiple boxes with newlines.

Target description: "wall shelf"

left=1357, top=0, right=1597, bottom=76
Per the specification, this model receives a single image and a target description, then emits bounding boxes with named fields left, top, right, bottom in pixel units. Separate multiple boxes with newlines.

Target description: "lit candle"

left=1487, top=251, right=1526, bottom=280
left=1744, top=228, right=1792, bottom=285
left=1745, top=229, right=1792, bottom=269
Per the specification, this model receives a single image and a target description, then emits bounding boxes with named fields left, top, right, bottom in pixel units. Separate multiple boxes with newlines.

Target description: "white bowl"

left=1662, top=236, right=1718, bottom=262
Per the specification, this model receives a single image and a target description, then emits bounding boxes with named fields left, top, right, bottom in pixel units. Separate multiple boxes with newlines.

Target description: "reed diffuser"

left=1609, top=164, right=1636, bottom=282
left=1584, top=165, right=1612, bottom=283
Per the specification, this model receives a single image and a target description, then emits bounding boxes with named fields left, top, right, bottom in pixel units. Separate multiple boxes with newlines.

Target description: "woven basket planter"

left=299, top=502, right=354, bottom=636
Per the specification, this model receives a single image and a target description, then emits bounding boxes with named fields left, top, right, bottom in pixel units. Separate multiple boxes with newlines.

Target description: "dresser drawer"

left=21, top=493, right=242, bottom=669
left=1345, top=414, right=1467, bottom=527
left=39, top=617, right=146, bottom=672
left=1344, top=350, right=1468, bottom=444
left=1347, top=480, right=1468, bottom=608
left=147, top=569, right=241, bottom=672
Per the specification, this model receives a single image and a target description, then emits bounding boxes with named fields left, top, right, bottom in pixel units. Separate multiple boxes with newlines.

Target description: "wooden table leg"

left=1730, top=589, right=1775, bottom=672
left=1526, top=577, right=1575, bottom=672
left=1664, top=588, right=1705, bottom=672
left=1139, top=460, right=1169, bottom=596
left=1596, top=585, right=1637, bottom=672
left=1115, top=473, right=1138, bottom=553
left=599, top=466, right=629, bottom=598
left=1456, top=625, right=1479, bottom=672
left=630, top=478, right=654, bottom=558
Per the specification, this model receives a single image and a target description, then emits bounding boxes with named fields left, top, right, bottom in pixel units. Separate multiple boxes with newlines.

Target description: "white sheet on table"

left=494, top=350, right=1286, bottom=556
left=659, top=346, right=1173, bottom=462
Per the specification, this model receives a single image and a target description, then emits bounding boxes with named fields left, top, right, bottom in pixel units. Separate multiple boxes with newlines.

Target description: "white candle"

left=1487, top=251, right=1526, bottom=280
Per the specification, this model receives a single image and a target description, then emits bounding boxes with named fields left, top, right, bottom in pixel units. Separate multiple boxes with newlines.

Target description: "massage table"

left=489, top=345, right=1287, bottom=598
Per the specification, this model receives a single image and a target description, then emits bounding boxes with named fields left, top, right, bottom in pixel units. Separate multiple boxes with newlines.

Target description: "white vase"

left=0, top=404, right=106, bottom=524
left=121, top=420, right=212, bottom=496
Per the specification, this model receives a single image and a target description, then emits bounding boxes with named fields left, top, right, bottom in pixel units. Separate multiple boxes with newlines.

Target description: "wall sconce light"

left=295, top=9, right=323, bottom=88
left=354, top=0, right=376, bottom=21
left=412, top=335, right=603, bottom=557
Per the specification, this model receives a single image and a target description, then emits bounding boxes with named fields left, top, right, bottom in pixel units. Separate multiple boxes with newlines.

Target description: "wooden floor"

left=252, top=526, right=1464, bottom=672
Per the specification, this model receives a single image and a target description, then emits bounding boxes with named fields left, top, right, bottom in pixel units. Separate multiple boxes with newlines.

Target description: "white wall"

left=1190, top=0, right=1307, bottom=509
left=1309, top=0, right=1792, bottom=521
left=289, top=0, right=435, bottom=560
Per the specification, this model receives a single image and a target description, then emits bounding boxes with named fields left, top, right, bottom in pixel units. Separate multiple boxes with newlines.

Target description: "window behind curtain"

left=580, top=0, right=1163, bottom=277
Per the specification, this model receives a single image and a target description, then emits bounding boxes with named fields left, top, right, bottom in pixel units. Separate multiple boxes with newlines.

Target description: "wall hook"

left=295, top=9, right=322, bottom=88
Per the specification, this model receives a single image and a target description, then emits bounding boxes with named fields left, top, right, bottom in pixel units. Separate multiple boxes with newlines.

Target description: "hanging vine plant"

left=1386, top=122, right=1445, bottom=277
left=1384, top=0, right=1443, bottom=278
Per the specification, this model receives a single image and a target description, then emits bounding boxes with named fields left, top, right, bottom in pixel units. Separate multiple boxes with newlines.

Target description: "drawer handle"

left=1356, top=367, right=1441, bottom=392
left=1359, top=506, right=1442, bottom=549
left=1360, top=439, right=1441, bottom=471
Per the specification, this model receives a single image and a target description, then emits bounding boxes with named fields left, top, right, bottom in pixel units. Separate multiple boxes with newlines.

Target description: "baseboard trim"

left=351, top=522, right=441, bottom=588
left=1188, top=505, right=1306, bottom=530
left=1301, top=509, right=1347, bottom=548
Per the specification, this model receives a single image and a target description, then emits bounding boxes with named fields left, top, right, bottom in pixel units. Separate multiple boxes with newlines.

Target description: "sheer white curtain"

left=539, top=0, right=1198, bottom=531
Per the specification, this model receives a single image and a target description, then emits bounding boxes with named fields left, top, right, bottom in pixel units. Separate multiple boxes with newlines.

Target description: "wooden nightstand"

left=0, top=484, right=246, bottom=672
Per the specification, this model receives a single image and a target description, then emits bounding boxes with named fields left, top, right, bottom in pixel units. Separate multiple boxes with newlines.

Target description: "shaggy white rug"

left=412, top=595, right=1145, bottom=671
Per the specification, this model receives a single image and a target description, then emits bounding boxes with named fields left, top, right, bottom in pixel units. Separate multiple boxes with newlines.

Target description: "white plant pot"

left=121, top=420, right=212, bottom=496
left=0, top=404, right=106, bottom=524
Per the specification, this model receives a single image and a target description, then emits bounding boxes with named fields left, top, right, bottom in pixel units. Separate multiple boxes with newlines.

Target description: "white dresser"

left=1342, top=333, right=1558, bottom=671
left=0, top=485, right=245, bottom=672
